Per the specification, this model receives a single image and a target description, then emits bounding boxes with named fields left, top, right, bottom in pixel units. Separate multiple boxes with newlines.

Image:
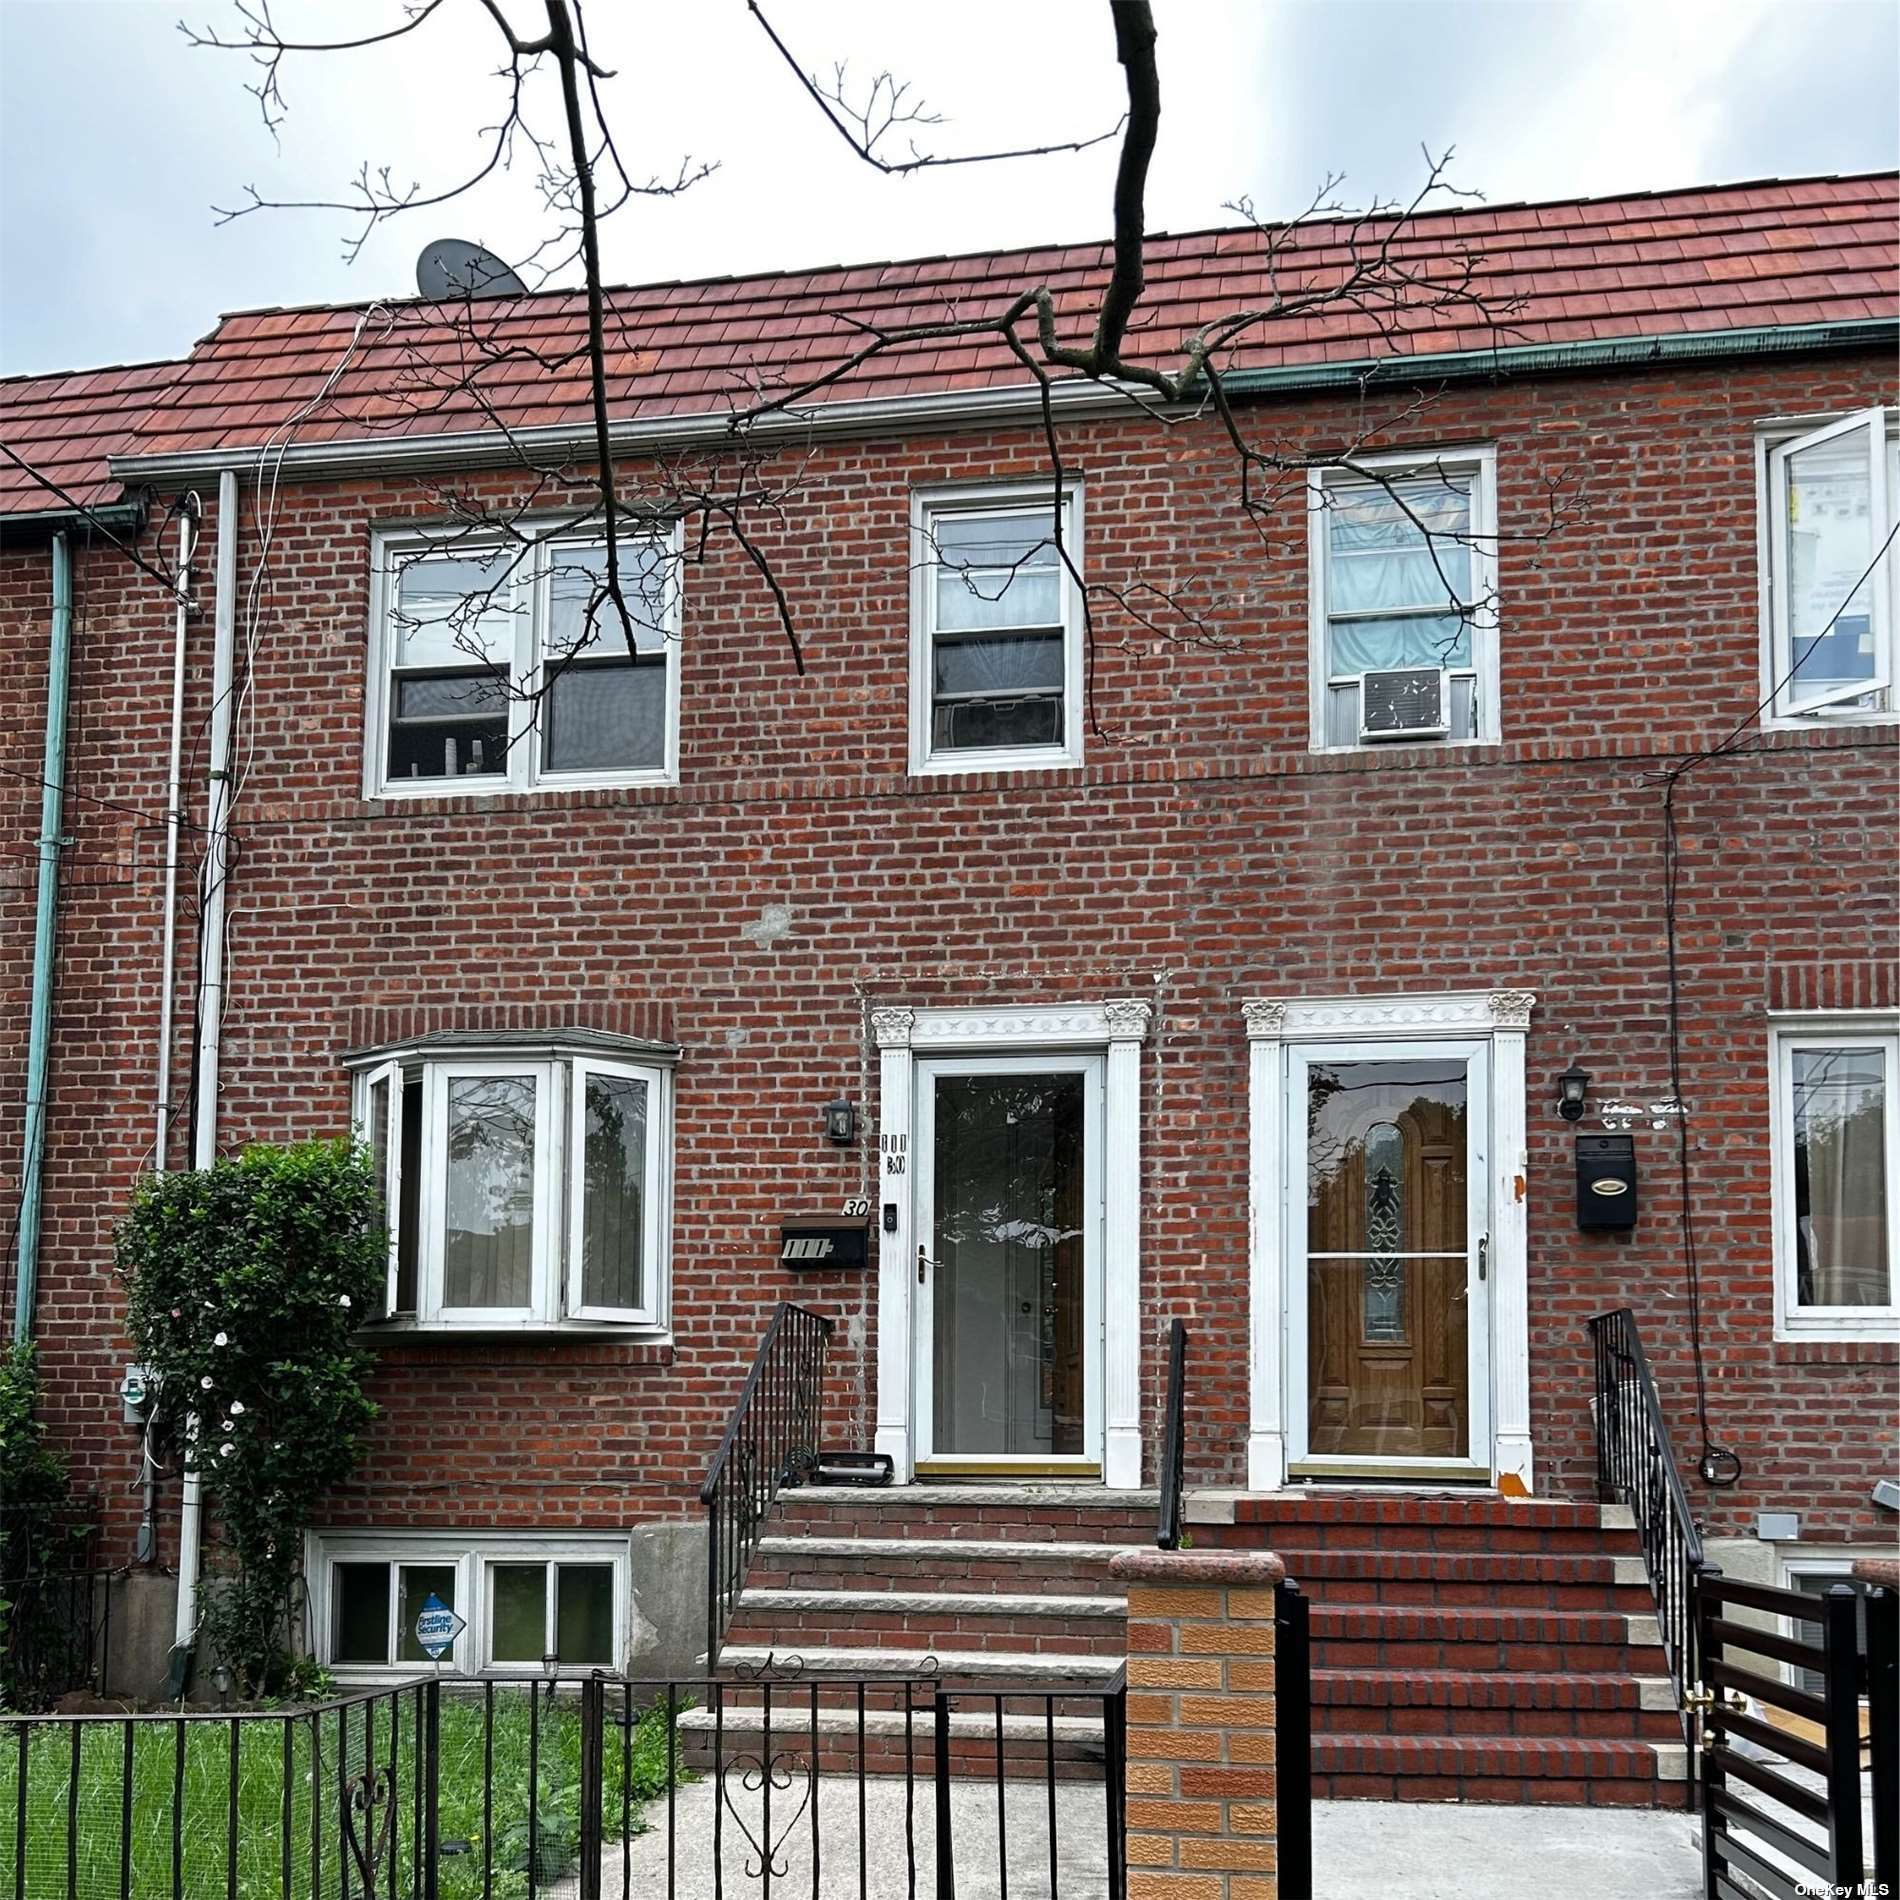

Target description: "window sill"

left=1760, top=710, right=1899, bottom=732
left=360, top=1321, right=674, bottom=1362
left=908, top=747, right=1083, bottom=778
left=369, top=769, right=679, bottom=803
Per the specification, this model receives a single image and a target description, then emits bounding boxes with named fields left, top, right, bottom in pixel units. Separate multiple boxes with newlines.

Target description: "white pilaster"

left=1487, top=989, right=1536, bottom=1496
left=871, top=1007, right=915, bottom=1482
left=1242, top=1000, right=1288, bottom=1491
left=1102, top=999, right=1153, bottom=1490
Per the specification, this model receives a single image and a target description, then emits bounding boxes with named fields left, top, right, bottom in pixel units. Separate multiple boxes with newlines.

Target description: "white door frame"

left=1283, top=1036, right=1491, bottom=1476
left=912, top=1051, right=1106, bottom=1470
left=873, top=1000, right=1153, bottom=1488
left=1243, top=991, right=1536, bottom=1494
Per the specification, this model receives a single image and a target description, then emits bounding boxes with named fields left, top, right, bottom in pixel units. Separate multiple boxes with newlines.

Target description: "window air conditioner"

left=1359, top=667, right=1449, bottom=742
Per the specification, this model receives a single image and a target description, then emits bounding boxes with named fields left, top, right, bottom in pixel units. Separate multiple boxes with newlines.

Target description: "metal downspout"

left=12, top=532, right=73, bottom=1344
left=168, top=468, right=237, bottom=1694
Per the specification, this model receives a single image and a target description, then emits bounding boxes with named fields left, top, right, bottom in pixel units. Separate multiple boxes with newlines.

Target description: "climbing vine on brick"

left=118, top=1139, right=385, bottom=1697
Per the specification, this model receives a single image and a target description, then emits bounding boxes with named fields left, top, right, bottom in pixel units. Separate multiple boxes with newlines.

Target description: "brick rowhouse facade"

left=0, top=176, right=1895, bottom=1689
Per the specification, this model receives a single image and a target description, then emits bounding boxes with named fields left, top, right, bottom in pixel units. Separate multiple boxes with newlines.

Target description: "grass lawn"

left=0, top=1683, right=683, bottom=1899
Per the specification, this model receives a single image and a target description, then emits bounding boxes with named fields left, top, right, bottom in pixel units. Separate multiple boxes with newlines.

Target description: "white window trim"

left=1306, top=445, right=1501, bottom=752
left=1768, top=1012, right=1900, bottom=1341
left=1241, top=990, right=1536, bottom=1495
left=1756, top=407, right=1899, bottom=729
left=908, top=482, right=1085, bottom=776
left=349, top=1039, right=675, bottom=1337
left=306, top=1529, right=631, bottom=1681
left=364, top=522, right=685, bottom=799
left=566, top=1056, right=671, bottom=1327
left=870, top=999, right=1151, bottom=1488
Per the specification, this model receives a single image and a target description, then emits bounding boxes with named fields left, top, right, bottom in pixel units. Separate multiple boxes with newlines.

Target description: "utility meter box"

left=1576, top=1134, right=1638, bottom=1230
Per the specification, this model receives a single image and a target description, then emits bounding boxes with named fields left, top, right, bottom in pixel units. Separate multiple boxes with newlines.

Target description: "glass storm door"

left=1287, top=1041, right=1491, bottom=1476
left=912, top=1055, right=1105, bottom=1472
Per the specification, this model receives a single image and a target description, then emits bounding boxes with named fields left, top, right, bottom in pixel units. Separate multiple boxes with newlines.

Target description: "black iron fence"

left=1587, top=1306, right=1709, bottom=1721
left=701, top=1302, right=833, bottom=1665
left=3, top=1668, right=1131, bottom=1899
left=0, top=1508, right=107, bottom=1711
left=1275, top=1580, right=1311, bottom=1900
left=1695, top=1570, right=1897, bottom=1900
left=1155, top=1320, right=1186, bottom=1553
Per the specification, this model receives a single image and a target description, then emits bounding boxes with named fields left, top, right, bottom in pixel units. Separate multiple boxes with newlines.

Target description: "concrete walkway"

left=562, top=1776, right=1703, bottom=1898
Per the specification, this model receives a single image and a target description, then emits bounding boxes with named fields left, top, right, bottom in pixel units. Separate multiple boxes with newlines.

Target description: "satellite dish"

left=415, top=238, right=527, bottom=300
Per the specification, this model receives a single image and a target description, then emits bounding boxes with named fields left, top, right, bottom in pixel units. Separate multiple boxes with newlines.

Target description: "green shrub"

left=0, top=1339, right=83, bottom=1709
left=117, top=1139, right=385, bottom=1696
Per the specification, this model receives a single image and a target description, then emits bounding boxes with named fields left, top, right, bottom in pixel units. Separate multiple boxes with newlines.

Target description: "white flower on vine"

left=200, top=1376, right=213, bottom=1391
left=213, top=1331, right=228, bottom=1347
left=221, top=1420, right=234, bottom=1433
left=337, top=1294, right=352, bottom=1309
left=228, top=1400, right=245, bottom=1416
left=219, top=1443, right=235, bottom=1458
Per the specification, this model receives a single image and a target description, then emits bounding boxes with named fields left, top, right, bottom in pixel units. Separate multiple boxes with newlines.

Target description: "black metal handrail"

left=1156, top=1319, right=1187, bottom=1549
left=699, top=1300, right=833, bottom=1663
left=1588, top=1306, right=1714, bottom=1728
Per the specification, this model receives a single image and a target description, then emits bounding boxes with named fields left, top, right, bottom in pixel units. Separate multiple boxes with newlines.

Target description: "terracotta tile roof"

left=2, top=172, right=1895, bottom=514
left=0, top=359, right=188, bottom=518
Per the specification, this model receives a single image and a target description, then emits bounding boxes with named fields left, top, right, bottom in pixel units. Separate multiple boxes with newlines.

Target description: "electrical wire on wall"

left=1647, top=515, right=1899, bottom=1490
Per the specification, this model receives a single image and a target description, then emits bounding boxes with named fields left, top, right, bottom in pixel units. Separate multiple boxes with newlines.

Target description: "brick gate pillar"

left=1107, top=1548, right=1287, bottom=1900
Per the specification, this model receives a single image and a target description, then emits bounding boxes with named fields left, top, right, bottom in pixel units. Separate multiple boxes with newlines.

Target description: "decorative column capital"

left=1487, top=989, right=1537, bottom=1029
left=1241, top=998, right=1288, bottom=1040
left=869, top=1006, right=915, bottom=1049
left=1103, top=997, right=1153, bottom=1041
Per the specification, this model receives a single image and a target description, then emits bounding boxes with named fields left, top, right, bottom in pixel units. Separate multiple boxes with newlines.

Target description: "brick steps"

left=751, top=1536, right=1136, bottom=1595
left=1311, top=1734, right=1688, bottom=1806
left=1253, top=1547, right=1652, bottom=1611
left=720, top=1484, right=1683, bottom=1807
left=1311, top=1667, right=1681, bottom=1739
left=1188, top=1493, right=1640, bottom=1556
left=727, top=1586, right=1127, bottom=1657
left=1308, top=1602, right=1662, bottom=1674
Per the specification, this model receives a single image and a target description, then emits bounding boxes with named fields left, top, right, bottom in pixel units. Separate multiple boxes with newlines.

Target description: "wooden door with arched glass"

left=1286, top=1041, right=1491, bottom=1477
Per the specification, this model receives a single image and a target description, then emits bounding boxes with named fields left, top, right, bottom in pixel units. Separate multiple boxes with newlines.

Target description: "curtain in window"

left=1326, top=477, right=1474, bottom=675
left=933, top=512, right=1062, bottom=633
left=1792, top=1047, right=1891, bottom=1307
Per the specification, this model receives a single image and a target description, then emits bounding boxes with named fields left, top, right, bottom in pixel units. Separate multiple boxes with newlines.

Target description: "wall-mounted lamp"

left=823, top=1097, right=859, bottom=1145
left=1556, top=1064, right=1591, bottom=1123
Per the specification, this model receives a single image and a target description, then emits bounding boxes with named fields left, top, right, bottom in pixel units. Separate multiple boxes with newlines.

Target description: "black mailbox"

left=779, top=1216, right=870, bottom=1269
left=1576, top=1134, right=1638, bottom=1230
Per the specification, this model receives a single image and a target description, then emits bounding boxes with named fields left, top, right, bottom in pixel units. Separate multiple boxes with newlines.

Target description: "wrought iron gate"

left=1694, top=1569, right=1897, bottom=1900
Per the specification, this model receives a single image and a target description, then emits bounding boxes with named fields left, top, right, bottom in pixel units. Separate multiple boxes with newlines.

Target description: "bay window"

left=1761, top=407, right=1897, bottom=721
left=370, top=527, right=681, bottom=795
left=1770, top=1018, right=1899, bottom=1339
left=352, top=1035, right=673, bottom=1332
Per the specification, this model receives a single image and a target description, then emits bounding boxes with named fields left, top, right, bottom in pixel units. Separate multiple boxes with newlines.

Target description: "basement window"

left=910, top=485, right=1084, bottom=774
left=351, top=1035, right=674, bottom=1332
left=1769, top=1019, right=1899, bottom=1340
left=1759, top=407, right=1898, bottom=723
left=369, top=528, right=681, bottom=795
left=1308, top=449, right=1499, bottom=750
left=312, top=1533, right=627, bottom=1677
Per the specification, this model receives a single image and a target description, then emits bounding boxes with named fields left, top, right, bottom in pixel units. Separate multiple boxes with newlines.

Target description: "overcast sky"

left=1, top=0, right=1895, bottom=378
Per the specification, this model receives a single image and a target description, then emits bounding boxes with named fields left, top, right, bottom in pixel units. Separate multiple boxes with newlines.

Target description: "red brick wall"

left=8, top=352, right=1897, bottom=1564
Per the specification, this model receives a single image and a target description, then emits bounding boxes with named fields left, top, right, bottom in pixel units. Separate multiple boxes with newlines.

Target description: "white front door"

left=912, top=1054, right=1106, bottom=1474
left=1285, top=1038, right=1492, bottom=1478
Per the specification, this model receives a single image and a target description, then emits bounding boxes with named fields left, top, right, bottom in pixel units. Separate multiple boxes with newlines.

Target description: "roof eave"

left=106, top=318, right=1900, bottom=488
left=0, top=494, right=148, bottom=546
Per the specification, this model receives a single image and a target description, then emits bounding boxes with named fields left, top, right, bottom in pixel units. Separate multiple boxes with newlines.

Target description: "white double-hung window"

left=1769, top=1017, right=1899, bottom=1339
left=1308, top=449, right=1499, bottom=750
left=369, top=528, right=682, bottom=794
left=909, top=485, right=1083, bottom=773
left=353, top=1034, right=674, bottom=1332
left=1760, top=407, right=1898, bottom=721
